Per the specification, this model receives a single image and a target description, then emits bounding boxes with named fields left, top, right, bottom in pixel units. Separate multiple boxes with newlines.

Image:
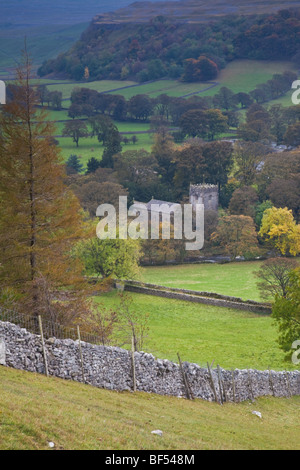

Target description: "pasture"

left=93, top=290, right=294, bottom=371
left=1, top=367, right=299, bottom=450
left=198, top=60, right=297, bottom=97
left=56, top=131, right=154, bottom=164
left=141, top=261, right=263, bottom=302
left=3, top=59, right=296, bottom=168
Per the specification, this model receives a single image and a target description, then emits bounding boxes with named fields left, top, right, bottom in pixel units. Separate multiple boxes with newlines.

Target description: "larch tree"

left=0, top=54, right=91, bottom=326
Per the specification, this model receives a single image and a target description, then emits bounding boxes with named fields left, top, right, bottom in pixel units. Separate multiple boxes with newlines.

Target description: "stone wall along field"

left=0, top=320, right=299, bottom=402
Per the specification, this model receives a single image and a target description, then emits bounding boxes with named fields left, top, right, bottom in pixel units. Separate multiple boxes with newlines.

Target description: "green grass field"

left=109, top=80, right=210, bottom=99
left=32, top=59, right=297, bottom=101
left=93, top=290, right=295, bottom=371
left=46, top=80, right=137, bottom=99
left=56, top=132, right=154, bottom=166
left=34, top=79, right=211, bottom=101
left=141, top=261, right=263, bottom=302
left=24, top=58, right=297, bottom=168
left=0, top=367, right=299, bottom=450
left=198, top=60, right=297, bottom=97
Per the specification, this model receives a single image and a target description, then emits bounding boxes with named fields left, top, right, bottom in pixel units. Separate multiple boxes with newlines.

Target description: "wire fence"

left=0, top=306, right=102, bottom=345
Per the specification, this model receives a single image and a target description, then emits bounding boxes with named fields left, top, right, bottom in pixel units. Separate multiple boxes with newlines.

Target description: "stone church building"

left=189, top=184, right=219, bottom=212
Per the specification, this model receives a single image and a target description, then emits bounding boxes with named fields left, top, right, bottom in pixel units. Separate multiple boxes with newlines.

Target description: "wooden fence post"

left=248, top=370, right=254, bottom=401
left=207, top=362, right=219, bottom=404
left=217, top=365, right=225, bottom=404
left=269, top=369, right=275, bottom=397
left=177, top=353, right=193, bottom=400
left=131, top=336, right=136, bottom=392
left=285, top=371, right=292, bottom=398
left=38, top=315, right=49, bottom=378
left=77, top=326, right=85, bottom=383
left=231, top=369, right=236, bottom=403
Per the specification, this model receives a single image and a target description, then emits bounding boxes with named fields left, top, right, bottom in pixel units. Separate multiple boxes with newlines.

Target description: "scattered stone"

left=252, top=411, right=262, bottom=419
left=0, top=338, right=6, bottom=366
left=151, top=430, right=163, bottom=436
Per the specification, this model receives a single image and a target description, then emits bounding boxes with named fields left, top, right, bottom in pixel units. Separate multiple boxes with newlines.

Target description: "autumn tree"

left=259, top=207, right=300, bottom=256
left=234, top=92, right=253, bottom=109
left=100, top=127, right=122, bottom=168
left=62, top=120, right=89, bottom=147
left=172, top=141, right=206, bottom=194
left=234, top=141, right=268, bottom=186
left=114, top=149, right=158, bottom=187
left=81, top=307, right=118, bottom=346
left=49, top=90, right=62, bottom=110
left=74, top=180, right=128, bottom=217
left=180, top=108, right=228, bottom=141
left=255, top=258, right=299, bottom=301
left=151, top=129, right=175, bottom=183
left=257, top=150, right=300, bottom=219
left=205, top=109, right=228, bottom=141
left=213, top=87, right=235, bottom=111
left=228, top=186, right=259, bottom=219
left=84, top=66, right=90, bottom=81
left=183, top=56, right=218, bottom=82
left=128, top=94, right=154, bottom=121
left=37, top=84, right=49, bottom=107
left=0, top=56, right=91, bottom=324
left=76, top=237, right=142, bottom=280
left=201, top=141, right=233, bottom=189
left=268, top=104, right=289, bottom=144
left=237, top=104, right=271, bottom=142
left=267, top=178, right=300, bottom=220
left=115, top=293, right=150, bottom=352
left=89, top=115, right=117, bottom=147
left=211, top=215, right=259, bottom=260
left=284, top=122, right=300, bottom=147
left=204, top=210, right=219, bottom=245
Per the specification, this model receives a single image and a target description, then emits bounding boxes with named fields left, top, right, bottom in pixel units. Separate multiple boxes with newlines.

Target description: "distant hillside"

left=93, top=0, right=300, bottom=24
left=0, top=0, right=173, bottom=69
left=38, top=6, right=300, bottom=82
left=0, top=0, right=172, bottom=26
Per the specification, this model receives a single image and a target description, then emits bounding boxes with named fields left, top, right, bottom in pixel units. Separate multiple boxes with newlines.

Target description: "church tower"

left=189, top=184, right=219, bottom=212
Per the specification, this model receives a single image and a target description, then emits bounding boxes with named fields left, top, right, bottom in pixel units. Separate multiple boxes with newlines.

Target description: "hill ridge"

left=92, top=0, right=300, bottom=24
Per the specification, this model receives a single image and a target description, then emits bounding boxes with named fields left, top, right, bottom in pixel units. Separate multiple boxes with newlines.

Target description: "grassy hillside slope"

left=0, top=23, right=88, bottom=69
left=0, top=367, right=299, bottom=450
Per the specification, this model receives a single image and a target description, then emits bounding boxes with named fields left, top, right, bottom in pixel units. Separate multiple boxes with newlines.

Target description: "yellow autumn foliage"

left=259, top=207, right=300, bottom=256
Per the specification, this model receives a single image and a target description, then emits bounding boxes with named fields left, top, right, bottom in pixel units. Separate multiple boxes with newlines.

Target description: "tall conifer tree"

left=0, top=52, right=91, bottom=326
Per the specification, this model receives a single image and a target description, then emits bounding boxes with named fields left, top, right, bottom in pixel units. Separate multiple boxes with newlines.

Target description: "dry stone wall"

left=0, top=320, right=299, bottom=402
left=121, top=281, right=272, bottom=315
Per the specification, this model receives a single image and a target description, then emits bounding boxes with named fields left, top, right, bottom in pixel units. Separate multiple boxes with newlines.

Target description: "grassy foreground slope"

left=0, top=367, right=299, bottom=450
